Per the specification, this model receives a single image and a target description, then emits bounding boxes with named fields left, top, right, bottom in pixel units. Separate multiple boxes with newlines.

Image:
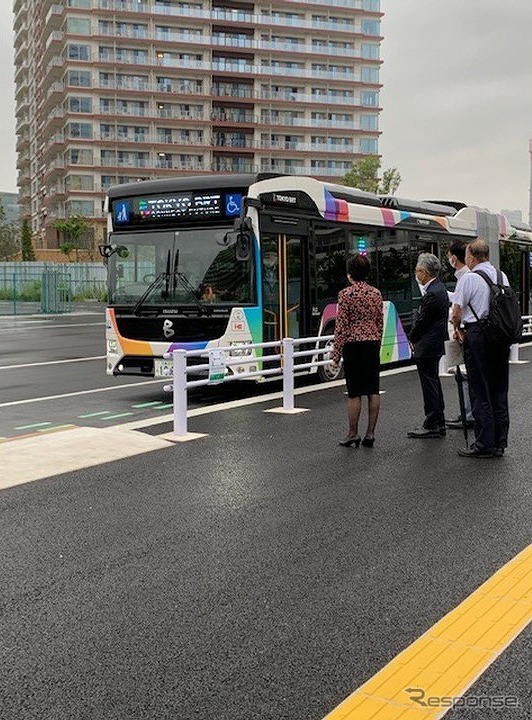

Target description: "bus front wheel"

left=317, top=331, right=344, bottom=383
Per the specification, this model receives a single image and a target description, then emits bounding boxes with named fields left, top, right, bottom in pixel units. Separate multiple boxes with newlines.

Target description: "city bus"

left=100, top=173, right=532, bottom=380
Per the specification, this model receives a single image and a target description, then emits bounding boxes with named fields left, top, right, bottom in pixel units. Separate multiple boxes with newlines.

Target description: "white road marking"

left=0, top=356, right=106, bottom=370
left=0, top=379, right=166, bottom=407
left=1, top=321, right=104, bottom=329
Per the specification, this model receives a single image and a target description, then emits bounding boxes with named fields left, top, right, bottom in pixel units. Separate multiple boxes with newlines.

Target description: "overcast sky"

left=1, top=0, right=531, bottom=219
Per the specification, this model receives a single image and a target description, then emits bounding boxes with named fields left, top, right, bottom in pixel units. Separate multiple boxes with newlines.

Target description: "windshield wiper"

left=173, top=271, right=213, bottom=316
left=131, top=271, right=213, bottom=316
left=132, top=273, right=166, bottom=316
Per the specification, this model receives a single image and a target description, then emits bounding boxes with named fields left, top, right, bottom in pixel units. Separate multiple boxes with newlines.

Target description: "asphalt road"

left=1, top=310, right=531, bottom=719
left=0, top=309, right=290, bottom=439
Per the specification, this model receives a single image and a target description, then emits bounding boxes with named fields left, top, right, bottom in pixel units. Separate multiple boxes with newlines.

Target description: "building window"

left=68, top=70, right=91, bottom=87
left=65, top=174, right=94, bottom=191
left=361, top=43, right=380, bottom=60
left=66, top=17, right=91, bottom=34
left=67, top=148, right=93, bottom=165
left=360, top=114, right=378, bottom=131
left=68, top=44, right=90, bottom=61
left=360, top=66, right=379, bottom=83
left=68, top=96, right=92, bottom=113
left=362, top=20, right=380, bottom=35
left=360, top=90, right=378, bottom=106
left=360, top=138, right=378, bottom=153
left=66, top=200, right=94, bottom=215
left=68, top=122, right=93, bottom=139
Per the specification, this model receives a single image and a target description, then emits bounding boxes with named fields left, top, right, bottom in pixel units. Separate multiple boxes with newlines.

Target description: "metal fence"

left=0, top=262, right=107, bottom=315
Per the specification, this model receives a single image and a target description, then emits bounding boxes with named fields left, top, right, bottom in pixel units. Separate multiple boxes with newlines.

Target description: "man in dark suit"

left=407, top=253, right=449, bottom=438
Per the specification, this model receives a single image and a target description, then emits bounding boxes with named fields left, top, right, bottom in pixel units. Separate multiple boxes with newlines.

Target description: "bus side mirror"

left=222, top=229, right=251, bottom=261
left=236, top=232, right=251, bottom=261
left=98, top=244, right=129, bottom=259
left=99, top=243, right=115, bottom=258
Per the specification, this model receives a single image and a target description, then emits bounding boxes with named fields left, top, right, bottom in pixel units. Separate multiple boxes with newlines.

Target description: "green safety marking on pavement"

left=78, top=411, right=113, bottom=418
left=99, top=412, right=135, bottom=420
left=154, top=404, right=173, bottom=410
left=131, top=401, right=165, bottom=408
left=15, top=421, right=53, bottom=430
left=36, top=424, right=76, bottom=433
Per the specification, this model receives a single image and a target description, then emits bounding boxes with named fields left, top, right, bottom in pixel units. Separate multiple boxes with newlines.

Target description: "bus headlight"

left=107, top=339, right=119, bottom=355
left=228, top=341, right=252, bottom=357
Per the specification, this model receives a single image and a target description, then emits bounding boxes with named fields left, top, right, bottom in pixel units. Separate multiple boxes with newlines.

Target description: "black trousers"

left=415, top=356, right=445, bottom=430
left=463, top=324, right=510, bottom=451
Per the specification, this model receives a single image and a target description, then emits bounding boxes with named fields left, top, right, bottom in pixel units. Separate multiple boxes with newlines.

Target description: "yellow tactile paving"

left=323, top=544, right=532, bottom=720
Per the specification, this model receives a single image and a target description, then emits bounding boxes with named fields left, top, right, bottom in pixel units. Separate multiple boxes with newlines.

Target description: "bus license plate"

left=154, top=358, right=173, bottom=377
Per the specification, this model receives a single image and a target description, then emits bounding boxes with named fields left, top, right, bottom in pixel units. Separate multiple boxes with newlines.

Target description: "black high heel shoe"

left=361, top=436, right=375, bottom=447
left=338, top=435, right=361, bottom=447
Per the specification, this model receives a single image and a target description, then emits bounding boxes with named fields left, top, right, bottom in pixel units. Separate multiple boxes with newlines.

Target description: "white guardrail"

left=162, top=335, right=334, bottom=438
left=165, top=318, right=532, bottom=439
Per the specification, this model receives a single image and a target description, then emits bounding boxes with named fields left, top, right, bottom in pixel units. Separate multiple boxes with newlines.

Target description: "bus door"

left=260, top=232, right=309, bottom=345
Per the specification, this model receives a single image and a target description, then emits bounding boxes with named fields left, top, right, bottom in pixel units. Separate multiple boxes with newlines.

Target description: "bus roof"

left=106, top=173, right=282, bottom=200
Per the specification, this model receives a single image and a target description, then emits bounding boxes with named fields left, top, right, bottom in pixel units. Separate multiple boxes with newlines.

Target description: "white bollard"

left=509, top=343, right=529, bottom=364
left=438, top=354, right=454, bottom=377
left=172, top=349, right=189, bottom=436
left=282, top=337, right=295, bottom=412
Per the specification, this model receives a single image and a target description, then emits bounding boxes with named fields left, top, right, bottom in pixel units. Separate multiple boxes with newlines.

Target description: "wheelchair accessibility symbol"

left=225, top=194, right=242, bottom=216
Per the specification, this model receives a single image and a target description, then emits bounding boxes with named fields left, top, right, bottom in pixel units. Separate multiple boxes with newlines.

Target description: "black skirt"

left=342, top=341, right=381, bottom=398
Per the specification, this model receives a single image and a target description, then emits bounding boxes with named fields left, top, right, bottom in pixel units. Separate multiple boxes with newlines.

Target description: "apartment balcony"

left=211, top=108, right=255, bottom=124
left=16, top=113, right=30, bottom=133
left=259, top=140, right=355, bottom=154
left=212, top=137, right=254, bottom=151
left=260, top=116, right=357, bottom=131
left=14, top=59, right=29, bottom=85
left=45, top=3, right=65, bottom=30
left=13, top=0, right=27, bottom=30
left=17, top=168, right=31, bottom=186
left=260, top=162, right=350, bottom=177
left=16, top=132, right=30, bottom=153
left=43, top=159, right=66, bottom=179
left=155, top=159, right=206, bottom=172
left=156, top=108, right=205, bottom=122
left=47, top=56, right=67, bottom=79
left=44, top=107, right=66, bottom=129
left=211, top=83, right=253, bottom=100
left=211, top=159, right=258, bottom=173
left=15, top=96, right=30, bottom=119
left=43, top=133, right=66, bottom=157
left=45, top=82, right=65, bottom=101
left=43, top=31, right=65, bottom=63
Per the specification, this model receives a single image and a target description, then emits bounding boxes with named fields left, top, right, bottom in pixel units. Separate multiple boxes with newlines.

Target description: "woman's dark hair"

left=347, top=253, right=370, bottom=281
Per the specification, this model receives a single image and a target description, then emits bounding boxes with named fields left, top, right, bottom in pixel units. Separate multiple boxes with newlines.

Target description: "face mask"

left=417, top=280, right=429, bottom=295
left=448, top=256, right=456, bottom=269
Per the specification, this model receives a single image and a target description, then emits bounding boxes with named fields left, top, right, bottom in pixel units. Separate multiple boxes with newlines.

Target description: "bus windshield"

left=109, top=226, right=255, bottom=307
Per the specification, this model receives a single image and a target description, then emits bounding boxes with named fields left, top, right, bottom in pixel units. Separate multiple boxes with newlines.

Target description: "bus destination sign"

left=112, top=191, right=243, bottom=227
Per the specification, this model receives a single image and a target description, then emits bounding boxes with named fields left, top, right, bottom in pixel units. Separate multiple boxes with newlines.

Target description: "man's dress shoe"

left=407, top=428, right=446, bottom=439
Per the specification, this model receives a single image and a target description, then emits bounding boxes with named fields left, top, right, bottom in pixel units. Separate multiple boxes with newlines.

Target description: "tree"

left=53, top=214, right=91, bottom=261
left=342, top=157, right=401, bottom=195
left=0, top=201, right=20, bottom=260
left=21, top=217, right=36, bottom=261
left=379, top=166, right=402, bottom=195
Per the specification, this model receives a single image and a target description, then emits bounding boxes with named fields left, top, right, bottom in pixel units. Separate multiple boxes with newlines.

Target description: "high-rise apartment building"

left=13, top=0, right=383, bottom=247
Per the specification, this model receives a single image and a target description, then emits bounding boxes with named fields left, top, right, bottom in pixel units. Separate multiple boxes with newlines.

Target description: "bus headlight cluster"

left=229, top=341, right=252, bottom=357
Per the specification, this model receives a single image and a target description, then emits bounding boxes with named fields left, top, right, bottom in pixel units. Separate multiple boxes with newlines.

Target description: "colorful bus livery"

left=101, top=174, right=532, bottom=380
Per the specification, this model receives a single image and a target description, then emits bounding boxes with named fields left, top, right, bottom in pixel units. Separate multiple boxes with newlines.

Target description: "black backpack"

left=469, top=269, right=523, bottom=346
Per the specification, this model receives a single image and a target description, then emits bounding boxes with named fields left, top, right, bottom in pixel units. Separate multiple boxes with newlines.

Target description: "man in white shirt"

left=451, top=239, right=511, bottom=458
left=446, top=239, right=473, bottom=430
